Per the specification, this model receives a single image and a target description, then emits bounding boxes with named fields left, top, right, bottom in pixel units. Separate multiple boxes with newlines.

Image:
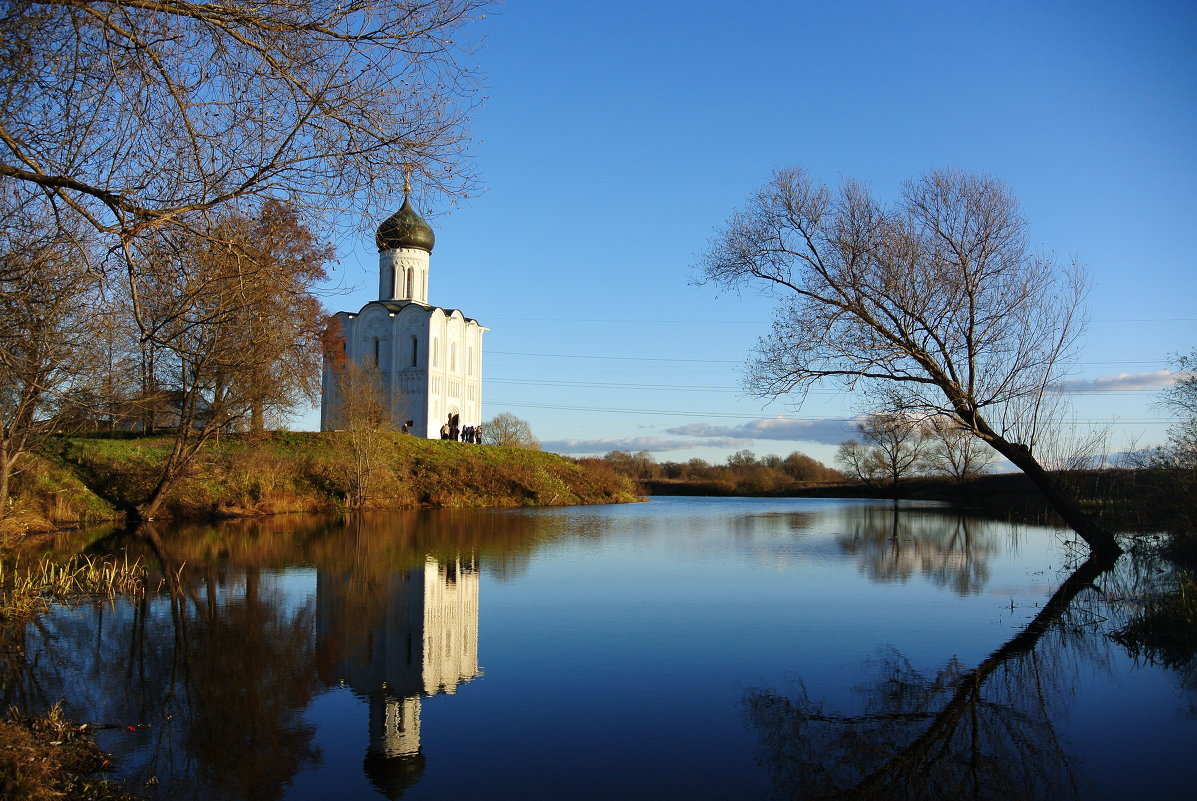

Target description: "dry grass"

left=13, top=432, right=640, bottom=526
left=0, top=555, right=152, bottom=622
left=0, top=703, right=136, bottom=801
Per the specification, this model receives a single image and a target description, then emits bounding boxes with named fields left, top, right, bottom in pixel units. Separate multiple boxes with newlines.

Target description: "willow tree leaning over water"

left=699, top=168, right=1121, bottom=559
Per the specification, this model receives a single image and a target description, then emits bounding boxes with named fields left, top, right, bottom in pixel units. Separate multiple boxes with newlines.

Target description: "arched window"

left=411, top=335, right=418, bottom=367
left=405, top=269, right=413, bottom=298
left=450, top=343, right=457, bottom=372
left=467, top=347, right=474, bottom=376
left=433, top=338, right=439, bottom=367
left=372, top=337, right=380, bottom=368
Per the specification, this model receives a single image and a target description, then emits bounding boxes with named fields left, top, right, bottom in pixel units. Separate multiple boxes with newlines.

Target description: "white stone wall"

left=378, top=248, right=430, bottom=304
left=322, top=229, right=485, bottom=437
left=423, top=309, right=486, bottom=438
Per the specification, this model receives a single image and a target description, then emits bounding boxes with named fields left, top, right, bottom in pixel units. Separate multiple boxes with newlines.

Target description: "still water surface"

left=4, top=497, right=1194, bottom=800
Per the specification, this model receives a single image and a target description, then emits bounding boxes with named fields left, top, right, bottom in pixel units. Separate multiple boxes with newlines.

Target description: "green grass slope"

left=2, top=433, right=639, bottom=534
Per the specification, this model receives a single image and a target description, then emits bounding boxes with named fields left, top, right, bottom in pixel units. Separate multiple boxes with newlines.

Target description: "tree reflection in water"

left=2, top=522, right=325, bottom=801
left=837, top=507, right=1007, bottom=595
left=174, top=566, right=323, bottom=799
left=0, top=510, right=556, bottom=800
left=744, top=554, right=1116, bottom=800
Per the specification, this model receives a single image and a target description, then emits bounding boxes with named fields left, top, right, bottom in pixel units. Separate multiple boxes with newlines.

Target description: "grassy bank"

left=0, top=705, right=137, bottom=801
left=1, top=432, right=639, bottom=538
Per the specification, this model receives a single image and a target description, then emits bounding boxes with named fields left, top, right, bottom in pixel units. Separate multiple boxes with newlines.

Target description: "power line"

left=483, top=315, right=1197, bottom=324
left=490, top=378, right=742, bottom=391
left=490, top=349, right=1171, bottom=369
left=488, top=399, right=1171, bottom=425
left=488, top=376, right=1167, bottom=395
left=490, top=400, right=849, bottom=420
left=490, top=350, right=741, bottom=364
left=1091, top=317, right=1197, bottom=323
left=482, top=317, right=763, bottom=324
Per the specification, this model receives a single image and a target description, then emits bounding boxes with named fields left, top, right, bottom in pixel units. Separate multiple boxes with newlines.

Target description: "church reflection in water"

left=316, top=554, right=481, bottom=798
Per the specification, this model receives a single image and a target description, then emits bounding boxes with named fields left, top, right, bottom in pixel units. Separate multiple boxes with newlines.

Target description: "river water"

left=3, top=496, right=1194, bottom=800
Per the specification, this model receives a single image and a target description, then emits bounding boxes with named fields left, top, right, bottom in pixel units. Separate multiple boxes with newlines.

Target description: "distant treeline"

left=599, top=449, right=843, bottom=496
left=598, top=448, right=1196, bottom=556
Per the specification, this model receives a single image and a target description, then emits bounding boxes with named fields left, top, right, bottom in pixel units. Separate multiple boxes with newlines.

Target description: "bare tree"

left=0, top=0, right=486, bottom=242
left=130, top=204, right=330, bottom=520
left=837, top=441, right=883, bottom=487
left=1, top=1, right=486, bottom=515
left=1131, top=349, right=1197, bottom=472
left=483, top=412, right=538, bottom=449
left=836, top=413, right=927, bottom=498
left=324, top=355, right=394, bottom=509
left=1163, top=349, right=1197, bottom=439
left=726, top=449, right=758, bottom=469
left=0, top=197, right=104, bottom=510
left=700, top=168, right=1120, bottom=558
left=1123, top=349, right=1197, bottom=542
left=924, top=415, right=996, bottom=484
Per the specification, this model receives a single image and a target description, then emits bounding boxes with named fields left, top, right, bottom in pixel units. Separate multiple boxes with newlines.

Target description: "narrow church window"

left=405, top=268, right=413, bottom=298
left=467, top=347, right=474, bottom=376
left=372, top=337, right=380, bottom=368
left=450, top=343, right=457, bottom=372
left=433, top=338, right=439, bottom=367
left=411, top=335, right=418, bottom=367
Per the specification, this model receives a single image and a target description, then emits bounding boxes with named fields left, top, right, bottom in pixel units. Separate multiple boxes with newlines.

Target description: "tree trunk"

left=947, top=394, right=1123, bottom=559
left=135, top=471, right=175, bottom=522
left=985, top=436, right=1122, bottom=559
left=133, top=427, right=209, bottom=522
left=0, top=437, right=26, bottom=518
left=0, top=452, right=12, bottom=516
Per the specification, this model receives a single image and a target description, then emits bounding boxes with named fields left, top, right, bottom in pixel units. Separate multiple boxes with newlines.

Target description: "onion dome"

left=375, top=196, right=435, bottom=252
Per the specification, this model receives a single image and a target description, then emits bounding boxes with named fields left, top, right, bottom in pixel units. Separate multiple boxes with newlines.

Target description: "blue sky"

left=308, top=0, right=1196, bottom=467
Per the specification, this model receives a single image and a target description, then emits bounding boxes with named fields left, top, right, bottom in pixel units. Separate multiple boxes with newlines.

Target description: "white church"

left=320, top=192, right=486, bottom=437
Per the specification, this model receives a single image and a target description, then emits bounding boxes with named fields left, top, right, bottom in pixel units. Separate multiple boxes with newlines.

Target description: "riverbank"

left=644, top=468, right=1196, bottom=556
left=1, top=432, right=639, bottom=541
left=0, top=707, right=137, bottom=801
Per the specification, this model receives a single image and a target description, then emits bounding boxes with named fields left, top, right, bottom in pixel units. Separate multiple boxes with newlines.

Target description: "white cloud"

left=1058, top=370, right=1176, bottom=392
left=543, top=436, right=753, bottom=455
left=665, top=416, right=859, bottom=445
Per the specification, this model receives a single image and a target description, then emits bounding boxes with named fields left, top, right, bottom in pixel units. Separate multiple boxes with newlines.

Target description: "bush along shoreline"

left=0, top=432, right=641, bottom=538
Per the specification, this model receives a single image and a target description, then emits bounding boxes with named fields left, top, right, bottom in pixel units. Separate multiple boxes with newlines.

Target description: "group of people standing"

left=440, top=421, right=483, bottom=443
